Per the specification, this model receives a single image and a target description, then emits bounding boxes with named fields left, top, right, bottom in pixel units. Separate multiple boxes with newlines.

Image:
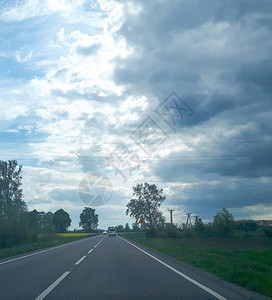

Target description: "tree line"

left=126, top=182, right=272, bottom=238
left=0, top=160, right=99, bottom=248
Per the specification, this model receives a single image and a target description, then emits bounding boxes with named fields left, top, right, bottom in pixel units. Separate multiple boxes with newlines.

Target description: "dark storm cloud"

left=114, top=1, right=272, bottom=220
left=114, top=0, right=272, bottom=97
left=153, top=137, right=272, bottom=181
left=115, top=0, right=272, bottom=67
left=166, top=177, right=272, bottom=210
left=235, top=59, right=272, bottom=94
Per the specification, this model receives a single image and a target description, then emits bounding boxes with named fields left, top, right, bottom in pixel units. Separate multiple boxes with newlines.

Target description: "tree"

left=79, top=207, right=98, bottom=232
left=53, top=209, right=71, bottom=233
left=194, top=217, right=205, bottom=232
left=41, top=211, right=55, bottom=234
left=165, top=223, right=179, bottom=237
left=132, top=222, right=140, bottom=232
left=27, top=209, right=42, bottom=241
left=213, top=208, right=235, bottom=237
left=125, top=223, right=130, bottom=231
left=243, top=221, right=257, bottom=232
left=126, top=182, right=165, bottom=235
left=117, top=225, right=124, bottom=232
left=0, top=160, right=27, bottom=246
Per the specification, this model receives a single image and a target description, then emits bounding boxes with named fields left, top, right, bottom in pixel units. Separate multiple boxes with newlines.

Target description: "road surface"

left=0, top=234, right=268, bottom=299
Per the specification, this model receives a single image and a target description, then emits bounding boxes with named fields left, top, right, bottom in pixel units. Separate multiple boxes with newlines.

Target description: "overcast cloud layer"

left=0, top=0, right=271, bottom=229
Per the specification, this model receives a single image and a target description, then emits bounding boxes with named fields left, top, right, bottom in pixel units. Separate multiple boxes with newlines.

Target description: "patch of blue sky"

left=0, top=19, right=48, bottom=49
left=0, top=56, right=45, bottom=81
left=0, top=129, right=46, bottom=167
left=0, top=129, right=48, bottom=143
left=1, top=13, right=102, bottom=81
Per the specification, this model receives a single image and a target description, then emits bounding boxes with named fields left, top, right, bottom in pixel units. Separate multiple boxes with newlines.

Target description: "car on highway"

left=108, top=227, right=117, bottom=236
left=103, top=230, right=107, bottom=235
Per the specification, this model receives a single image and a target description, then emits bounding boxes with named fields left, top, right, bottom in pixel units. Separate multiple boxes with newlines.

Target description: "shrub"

left=165, top=223, right=179, bottom=238
left=263, top=227, right=272, bottom=238
left=213, top=208, right=235, bottom=238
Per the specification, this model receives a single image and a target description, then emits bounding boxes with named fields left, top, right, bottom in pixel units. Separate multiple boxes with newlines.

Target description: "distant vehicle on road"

left=103, top=231, right=107, bottom=235
left=108, top=227, right=117, bottom=236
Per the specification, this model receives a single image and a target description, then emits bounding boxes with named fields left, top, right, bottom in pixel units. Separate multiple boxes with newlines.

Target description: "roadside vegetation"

left=0, top=232, right=99, bottom=260
left=0, top=160, right=100, bottom=259
left=56, top=232, right=97, bottom=237
left=123, top=182, right=272, bottom=298
left=123, top=232, right=272, bottom=297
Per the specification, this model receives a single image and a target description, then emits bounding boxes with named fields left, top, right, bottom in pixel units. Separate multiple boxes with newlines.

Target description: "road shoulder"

left=120, top=235, right=270, bottom=300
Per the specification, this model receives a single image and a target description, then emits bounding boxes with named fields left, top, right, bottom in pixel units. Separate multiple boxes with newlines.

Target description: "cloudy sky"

left=1, top=0, right=271, bottom=229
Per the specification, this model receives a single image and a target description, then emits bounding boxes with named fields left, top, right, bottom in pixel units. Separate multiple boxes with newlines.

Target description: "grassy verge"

left=56, top=232, right=96, bottom=237
left=0, top=233, right=99, bottom=260
left=123, top=232, right=272, bottom=298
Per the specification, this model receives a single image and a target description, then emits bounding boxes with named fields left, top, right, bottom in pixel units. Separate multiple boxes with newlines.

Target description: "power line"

left=1, top=141, right=272, bottom=145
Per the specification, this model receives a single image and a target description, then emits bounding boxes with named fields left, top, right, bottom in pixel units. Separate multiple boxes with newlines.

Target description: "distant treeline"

left=0, top=160, right=71, bottom=248
left=151, top=211, right=272, bottom=239
left=121, top=209, right=272, bottom=239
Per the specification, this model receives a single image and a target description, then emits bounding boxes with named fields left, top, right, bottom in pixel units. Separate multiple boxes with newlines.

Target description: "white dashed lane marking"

left=34, top=236, right=106, bottom=300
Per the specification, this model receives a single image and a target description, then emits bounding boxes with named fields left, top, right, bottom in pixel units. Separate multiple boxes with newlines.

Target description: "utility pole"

left=168, top=209, right=175, bottom=224
left=185, top=213, right=192, bottom=228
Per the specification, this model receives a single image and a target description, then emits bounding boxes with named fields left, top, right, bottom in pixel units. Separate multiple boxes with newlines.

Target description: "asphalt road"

left=0, top=234, right=268, bottom=300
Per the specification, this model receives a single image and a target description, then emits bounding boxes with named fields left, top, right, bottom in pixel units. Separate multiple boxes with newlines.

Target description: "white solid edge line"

left=75, top=255, right=86, bottom=265
left=35, top=271, right=70, bottom=300
left=119, top=237, right=227, bottom=300
left=0, top=235, right=101, bottom=266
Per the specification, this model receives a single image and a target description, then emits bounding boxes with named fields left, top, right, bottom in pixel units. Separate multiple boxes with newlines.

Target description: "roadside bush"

left=165, top=223, right=179, bottom=238
left=178, top=228, right=194, bottom=238
left=235, top=220, right=258, bottom=232
left=146, top=224, right=180, bottom=238
left=146, top=228, right=162, bottom=238
left=194, top=217, right=205, bottom=233
left=263, top=227, right=272, bottom=238
left=203, top=223, right=215, bottom=237
left=213, top=208, right=235, bottom=238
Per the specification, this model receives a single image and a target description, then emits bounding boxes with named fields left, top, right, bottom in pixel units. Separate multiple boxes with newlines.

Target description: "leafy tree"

left=117, top=225, right=124, bottom=232
left=26, top=209, right=42, bottom=241
left=126, top=182, right=165, bottom=235
left=125, top=223, right=130, bottom=231
left=53, top=209, right=71, bottom=232
left=165, top=223, right=179, bottom=237
left=235, top=220, right=257, bottom=232
left=0, top=160, right=27, bottom=246
left=194, top=217, right=205, bottom=232
left=28, top=209, right=42, bottom=229
left=132, top=222, right=140, bottom=232
left=213, top=208, right=235, bottom=237
left=263, top=227, right=272, bottom=238
left=41, top=211, right=55, bottom=233
left=79, top=207, right=98, bottom=232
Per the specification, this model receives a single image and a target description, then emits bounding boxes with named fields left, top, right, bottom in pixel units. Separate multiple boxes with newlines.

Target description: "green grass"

left=123, top=232, right=272, bottom=297
left=0, top=233, right=99, bottom=260
left=56, top=232, right=98, bottom=237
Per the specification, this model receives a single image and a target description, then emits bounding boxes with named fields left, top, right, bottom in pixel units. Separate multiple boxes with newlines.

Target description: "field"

left=0, top=233, right=99, bottom=260
left=56, top=232, right=97, bottom=237
left=123, top=232, right=272, bottom=298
